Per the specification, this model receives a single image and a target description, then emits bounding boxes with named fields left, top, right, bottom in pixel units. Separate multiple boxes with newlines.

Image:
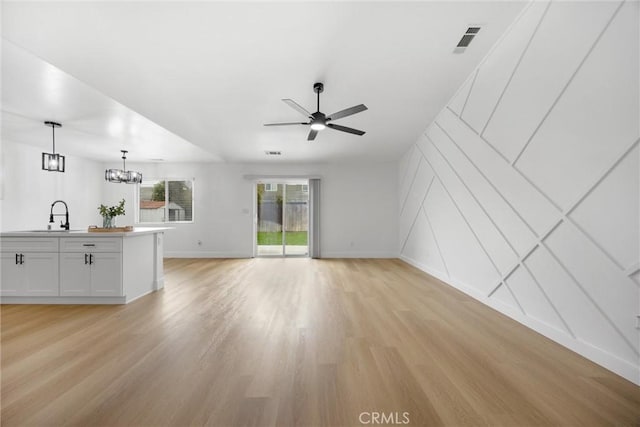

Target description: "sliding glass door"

left=256, top=181, right=309, bottom=257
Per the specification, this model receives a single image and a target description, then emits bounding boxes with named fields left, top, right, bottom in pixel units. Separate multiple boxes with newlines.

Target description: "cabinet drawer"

left=60, top=237, right=122, bottom=253
left=0, top=237, right=59, bottom=253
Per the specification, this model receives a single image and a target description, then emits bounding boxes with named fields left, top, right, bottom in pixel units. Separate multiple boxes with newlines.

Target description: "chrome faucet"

left=49, top=200, right=70, bottom=230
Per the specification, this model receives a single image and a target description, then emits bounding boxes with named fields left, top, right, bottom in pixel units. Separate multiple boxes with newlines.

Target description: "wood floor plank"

left=1, top=258, right=638, bottom=426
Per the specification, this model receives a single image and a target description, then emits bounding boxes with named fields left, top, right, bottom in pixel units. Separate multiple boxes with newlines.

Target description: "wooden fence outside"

left=258, top=202, right=308, bottom=232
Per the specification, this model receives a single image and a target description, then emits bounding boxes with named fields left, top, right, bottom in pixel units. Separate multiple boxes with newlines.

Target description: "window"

left=302, top=184, right=309, bottom=193
left=265, top=183, right=277, bottom=192
left=137, top=179, right=194, bottom=223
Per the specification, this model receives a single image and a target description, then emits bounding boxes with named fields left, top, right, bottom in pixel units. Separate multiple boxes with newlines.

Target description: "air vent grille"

left=457, top=34, right=475, bottom=48
left=455, top=26, right=482, bottom=52
left=265, top=151, right=282, bottom=156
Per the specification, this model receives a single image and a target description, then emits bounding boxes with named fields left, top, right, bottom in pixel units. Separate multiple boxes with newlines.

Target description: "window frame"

left=135, top=178, right=195, bottom=224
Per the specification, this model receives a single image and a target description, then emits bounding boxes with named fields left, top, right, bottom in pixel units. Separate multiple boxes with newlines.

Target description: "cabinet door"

left=60, top=253, right=91, bottom=296
left=24, top=252, right=59, bottom=296
left=91, top=253, right=122, bottom=297
left=1, top=253, right=26, bottom=296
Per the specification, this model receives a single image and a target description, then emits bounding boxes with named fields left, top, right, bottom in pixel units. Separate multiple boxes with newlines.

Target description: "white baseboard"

left=153, top=278, right=165, bottom=290
left=0, top=296, right=127, bottom=305
left=165, top=251, right=398, bottom=259
left=399, top=255, right=640, bottom=386
left=164, top=251, right=252, bottom=258
left=321, top=251, right=398, bottom=258
left=125, top=289, right=157, bottom=304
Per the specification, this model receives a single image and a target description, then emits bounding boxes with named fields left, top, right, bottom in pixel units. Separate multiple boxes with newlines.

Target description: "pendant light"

left=105, top=150, right=143, bottom=184
left=42, top=121, right=65, bottom=172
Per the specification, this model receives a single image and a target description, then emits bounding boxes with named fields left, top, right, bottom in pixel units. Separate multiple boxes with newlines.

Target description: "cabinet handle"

left=82, top=244, right=96, bottom=247
left=90, top=254, right=94, bottom=265
left=20, top=254, right=24, bottom=265
left=85, top=253, right=89, bottom=265
left=15, top=253, right=19, bottom=265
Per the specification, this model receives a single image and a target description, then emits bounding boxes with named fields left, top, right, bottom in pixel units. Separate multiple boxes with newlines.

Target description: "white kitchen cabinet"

left=22, top=253, right=59, bottom=296
left=0, top=228, right=167, bottom=304
left=89, top=252, right=122, bottom=296
left=1, top=253, right=26, bottom=296
left=1, top=252, right=59, bottom=297
left=59, top=240, right=122, bottom=297
left=1, top=238, right=59, bottom=297
left=59, top=253, right=91, bottom=296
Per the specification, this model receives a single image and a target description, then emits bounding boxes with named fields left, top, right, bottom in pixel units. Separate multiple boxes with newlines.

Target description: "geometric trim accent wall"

left=399, top=0, right=639, bottom=384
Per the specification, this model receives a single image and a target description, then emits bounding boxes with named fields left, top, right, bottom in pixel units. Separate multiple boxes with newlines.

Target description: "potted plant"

left=98, top=199, right=126, bottom=228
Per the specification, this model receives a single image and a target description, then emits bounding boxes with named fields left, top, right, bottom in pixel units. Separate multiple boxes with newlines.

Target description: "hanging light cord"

left=51, top=125, right=56, bottom=154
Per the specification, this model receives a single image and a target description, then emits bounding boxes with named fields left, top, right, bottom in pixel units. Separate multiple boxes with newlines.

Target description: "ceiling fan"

left=264, top=82, right=367, bottom=141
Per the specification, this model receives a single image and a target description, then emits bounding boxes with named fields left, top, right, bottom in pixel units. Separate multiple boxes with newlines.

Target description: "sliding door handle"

left=84, top=253, right=88, bottom=265
left=89, top=254, right=94, bottom=265
left=20, top=254, right=24, bottom=265
left=15, top=253, right=19, bottom=265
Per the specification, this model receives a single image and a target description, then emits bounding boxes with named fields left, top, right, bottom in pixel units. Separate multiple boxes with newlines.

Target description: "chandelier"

left=105, top=150, right=142, bottom=184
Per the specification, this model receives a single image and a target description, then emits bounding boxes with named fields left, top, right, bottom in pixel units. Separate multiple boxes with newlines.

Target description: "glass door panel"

left=256, top=183, right=283, bottom=256
left=284, top=183, right=309, bottom=256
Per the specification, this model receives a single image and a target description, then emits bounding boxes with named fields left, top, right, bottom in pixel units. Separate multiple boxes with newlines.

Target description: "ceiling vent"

left=454, top=27, right=481, bottom=53
left=265, top=150, right=282, bottom=156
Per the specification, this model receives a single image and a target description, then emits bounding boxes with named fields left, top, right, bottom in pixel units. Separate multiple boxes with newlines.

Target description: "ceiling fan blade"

left=327, top=123, right=365, bottom=136
left=264, top=122, right=308, bottom=126
left=282, top=99, right=313, bottom=118
left=307, top=129, right=318, bottom=141
left=326, top=104, right=367, bottom=121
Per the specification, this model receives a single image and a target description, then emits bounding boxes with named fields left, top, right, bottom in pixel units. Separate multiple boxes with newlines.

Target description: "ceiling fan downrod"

left=313, top=82, right=323, bottom=113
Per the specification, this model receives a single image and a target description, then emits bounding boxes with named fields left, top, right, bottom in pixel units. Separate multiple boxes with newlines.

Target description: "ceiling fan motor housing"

left=310, top=111, right=327, bottom=130
left=313, top=82, right=324, bottom=94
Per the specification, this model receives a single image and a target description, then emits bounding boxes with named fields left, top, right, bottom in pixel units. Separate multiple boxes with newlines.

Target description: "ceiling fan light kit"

left=105, top=150, right=143, bottom=184
left=310, top=121, right=326, bottom=131
left=42, top=121, right=65, bottom=172
left=264, top=82, right=367, bottom=141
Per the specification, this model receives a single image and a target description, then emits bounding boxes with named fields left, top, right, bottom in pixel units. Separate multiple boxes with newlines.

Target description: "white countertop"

left=0, top=227, right=172, bottom=238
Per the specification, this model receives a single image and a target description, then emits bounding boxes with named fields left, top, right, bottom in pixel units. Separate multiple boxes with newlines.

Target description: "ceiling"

left=1, top=1, right=527, bottom=164
left=2, top=41, right=219, bottom=163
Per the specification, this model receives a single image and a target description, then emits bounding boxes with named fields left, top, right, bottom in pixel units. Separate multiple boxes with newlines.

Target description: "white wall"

left=0, top=139, right=105, bottom=231
left=399, top=0, right=639, bottom=384
left=0, top=136, right=397, bottom=259
left=103, top=161, right=398, bottom=258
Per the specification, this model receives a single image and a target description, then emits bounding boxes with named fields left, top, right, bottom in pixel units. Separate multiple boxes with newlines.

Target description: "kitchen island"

left=0, top=227, right=170, bottom=304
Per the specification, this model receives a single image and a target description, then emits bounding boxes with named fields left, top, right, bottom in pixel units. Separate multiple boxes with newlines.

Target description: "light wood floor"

left=2, top=258, right=639, bottom=426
